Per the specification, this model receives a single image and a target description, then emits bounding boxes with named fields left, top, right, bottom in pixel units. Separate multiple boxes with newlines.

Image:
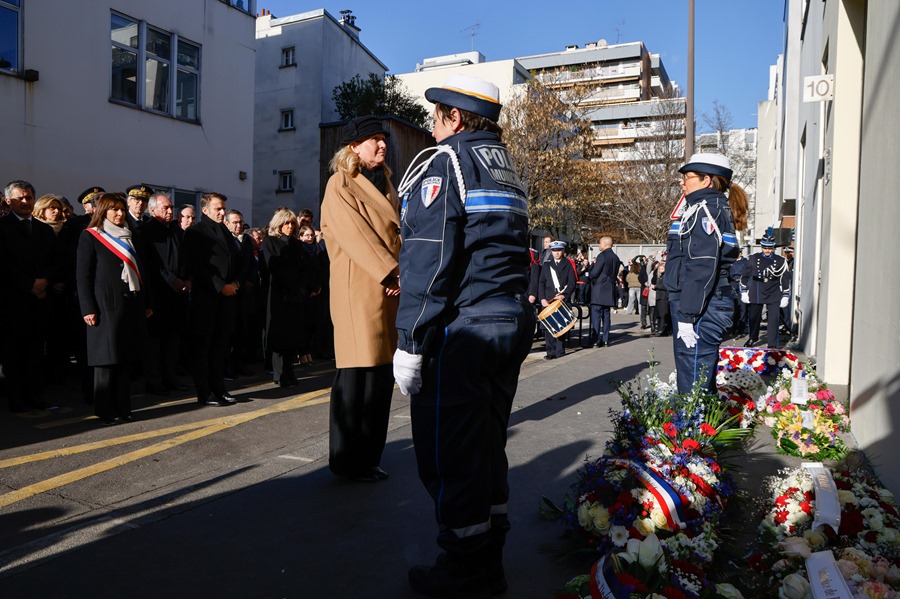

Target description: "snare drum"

left=538, top=299, right=576, bottom=338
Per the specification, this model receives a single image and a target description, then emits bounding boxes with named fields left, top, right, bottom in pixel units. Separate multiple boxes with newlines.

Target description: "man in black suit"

left=180, top=192, right=242, bottom=406
left=224, top=209, right=259, bottom=376
left=588, top=236, right=621, bottom=347
left=125, top=184, right=153, bottom=230
left=143, top=191, right=191, bottom=394
left=0, top=180, right=57, bottom=411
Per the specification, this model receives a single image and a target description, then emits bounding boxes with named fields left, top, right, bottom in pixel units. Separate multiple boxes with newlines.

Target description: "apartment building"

left=1, top=0, right=256, bottom=216
left=516, top=41, right=685, bottom=163
left=253, top=8, right=386, bottom=226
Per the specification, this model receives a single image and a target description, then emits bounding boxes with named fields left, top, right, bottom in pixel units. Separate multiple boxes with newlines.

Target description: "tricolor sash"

left=589, top=555, right=629, bottom=599
left=602, top=458, right=688, bottom=531
left=87, top=227, right=144, bottom=289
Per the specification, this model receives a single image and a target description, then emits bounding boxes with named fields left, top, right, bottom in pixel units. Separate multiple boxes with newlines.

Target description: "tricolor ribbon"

left=87, top=227, right=144, bottom=289
left=602, top=458, right=687, bottom=531
left=589, top=555, right=629, bottom=599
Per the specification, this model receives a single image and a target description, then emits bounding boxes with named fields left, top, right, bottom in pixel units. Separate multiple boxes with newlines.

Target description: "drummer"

left=538, top=241, right=576, bottom=360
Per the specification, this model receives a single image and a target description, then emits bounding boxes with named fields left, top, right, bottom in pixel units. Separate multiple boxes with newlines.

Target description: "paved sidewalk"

left=0, top=313, right=813, bottom=598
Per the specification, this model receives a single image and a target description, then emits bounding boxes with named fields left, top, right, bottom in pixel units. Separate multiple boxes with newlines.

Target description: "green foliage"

left=331, top=73, right=430, bottom=128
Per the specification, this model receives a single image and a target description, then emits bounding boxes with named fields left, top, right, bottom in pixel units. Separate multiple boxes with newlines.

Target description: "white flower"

left=634, top=517, right=656, bottom=537
left=838, top=490, right=859, bottom=506
left=609, top=525, right=629, bottom=547
left=716, top=583, right=745, bottom=599
left=781, top=536, right=812, bottom=559
left=778, top=573, right=811, bottom=599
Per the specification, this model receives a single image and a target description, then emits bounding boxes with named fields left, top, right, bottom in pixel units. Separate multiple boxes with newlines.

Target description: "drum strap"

left=550, top=263, right=567, bottom=295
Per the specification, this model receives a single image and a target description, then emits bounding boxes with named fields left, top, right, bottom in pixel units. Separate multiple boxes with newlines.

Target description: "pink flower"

left=776, top=389, right=789, bottom=402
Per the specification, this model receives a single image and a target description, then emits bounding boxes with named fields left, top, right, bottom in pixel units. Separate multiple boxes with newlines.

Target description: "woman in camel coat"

left=321, top=115, right=401, bottom=483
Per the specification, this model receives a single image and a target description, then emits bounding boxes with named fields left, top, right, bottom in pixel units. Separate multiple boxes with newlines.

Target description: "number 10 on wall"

left=803, top=74, right=835, bottom=102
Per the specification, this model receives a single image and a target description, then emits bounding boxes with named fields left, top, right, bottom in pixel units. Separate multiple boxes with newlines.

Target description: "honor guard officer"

left=125, top=184, right=153, bottom=229
left=665, top=153, right=748, bottom=395
left=740, top=229, right=791, bottom=348
left=538, top=240, right=575, bottom=359
left=392, top=74, right=535, bottom=598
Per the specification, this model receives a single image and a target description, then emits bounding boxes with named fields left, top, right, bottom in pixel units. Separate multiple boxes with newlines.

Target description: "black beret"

left=341, top=116, right=388, bottom=145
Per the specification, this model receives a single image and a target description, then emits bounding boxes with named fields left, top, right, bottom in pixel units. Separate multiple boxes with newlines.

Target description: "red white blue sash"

left=87, top=227, right=143, bottom=288
left=602, top=457, right=687, bottom=531
left=589, top=555, right=629, bottom=599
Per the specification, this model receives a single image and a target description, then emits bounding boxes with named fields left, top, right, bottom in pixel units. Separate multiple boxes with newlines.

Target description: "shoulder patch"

left=701, top=217, right=715, bottom=235
left=421, top=177, right=442, bottom=208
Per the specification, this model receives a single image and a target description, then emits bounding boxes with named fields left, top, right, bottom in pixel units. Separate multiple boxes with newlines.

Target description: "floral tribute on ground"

left=718, top=347, right=801, bottom=376
left=744, top=463, right=900, bottom=598
left=544, top=372, right=752, bottom=598
left=756, top=368, right=851, bottom=461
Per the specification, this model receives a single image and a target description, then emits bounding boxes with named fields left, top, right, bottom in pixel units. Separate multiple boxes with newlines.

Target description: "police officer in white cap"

left=740, top=228, right=791, bottom=347
left=664, top=153, right=749, bottom=394
left=393, top=73, right=534, bottom=597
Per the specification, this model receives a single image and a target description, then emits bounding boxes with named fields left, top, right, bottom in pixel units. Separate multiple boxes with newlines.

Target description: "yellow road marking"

left=0, top=391, right=331, bottom=508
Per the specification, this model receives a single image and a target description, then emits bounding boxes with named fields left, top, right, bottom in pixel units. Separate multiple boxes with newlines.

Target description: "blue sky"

left=261, top=1, right=786, bottom=130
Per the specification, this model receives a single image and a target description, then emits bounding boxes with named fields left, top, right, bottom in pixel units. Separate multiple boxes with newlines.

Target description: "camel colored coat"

left=321, top=170, right=401, bottom=368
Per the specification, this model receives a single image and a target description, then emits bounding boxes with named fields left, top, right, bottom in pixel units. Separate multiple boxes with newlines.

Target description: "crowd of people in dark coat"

left=0, top=179, right=330, bottom=424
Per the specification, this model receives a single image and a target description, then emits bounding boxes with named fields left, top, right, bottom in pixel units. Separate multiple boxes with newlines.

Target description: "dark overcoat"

left=76, top=228, right=148, bottom=366
left=263, top=234, right=312, bottom=351
left=589, top=248, right=621, bottom=307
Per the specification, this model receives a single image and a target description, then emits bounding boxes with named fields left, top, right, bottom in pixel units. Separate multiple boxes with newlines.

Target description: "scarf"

left=362, top=165, right=388, bottom=196
left=94, top=219, right=143, bottom=292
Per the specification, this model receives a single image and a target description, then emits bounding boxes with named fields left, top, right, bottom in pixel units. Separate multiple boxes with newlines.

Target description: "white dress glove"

left=780, top=296, right=789, bottom=309
left=740, top=292, right=750, bottom=304
left=393, top=349, right=423, bottom=396
left=677, top=321, right=698, bottom=349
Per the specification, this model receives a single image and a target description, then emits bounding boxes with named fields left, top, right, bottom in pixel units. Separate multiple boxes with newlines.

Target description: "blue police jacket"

left=663, top=188, right=739, bottom=323
left=396, top=129, right=529, bottom=354
left=741, top=252, right=790, bottom=304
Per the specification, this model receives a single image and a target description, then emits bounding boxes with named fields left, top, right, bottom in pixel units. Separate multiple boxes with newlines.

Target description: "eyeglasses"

left=681, top=173, right=702, bottom=182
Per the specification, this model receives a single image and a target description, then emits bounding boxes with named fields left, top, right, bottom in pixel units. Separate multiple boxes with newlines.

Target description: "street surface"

left=0, top=313, right=795, bottom=598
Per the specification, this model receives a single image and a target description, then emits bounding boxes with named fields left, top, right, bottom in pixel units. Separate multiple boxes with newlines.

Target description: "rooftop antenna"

left=614, top=20, right=625, bottom=43
left=461, top=22, right=480, bottom=51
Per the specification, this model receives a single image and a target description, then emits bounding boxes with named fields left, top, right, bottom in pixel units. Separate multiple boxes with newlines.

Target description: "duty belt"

left=753, top=276, right=772, bottom=282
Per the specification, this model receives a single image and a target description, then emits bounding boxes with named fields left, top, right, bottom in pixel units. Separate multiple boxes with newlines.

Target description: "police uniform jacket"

left=76, top=227, right=149, bottom=366
left=741, top=252, right=790, bottom=304
left=321, top=168, right=400, bottom=368
left=538, top=258, right=576, bottom=304
left=588, top=249, right=621, bottom=307
left=396, top=129, right=529, bottom=355
left=663, top=187, right=739, bottom=323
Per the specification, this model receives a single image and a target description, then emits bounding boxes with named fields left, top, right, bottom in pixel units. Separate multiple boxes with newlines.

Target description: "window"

left=220, top=0, right=254, bottom=15
left=110, top=11, right=201, bottom=122
left=278, top=171, right=294, bottom=193
left=281, top=46, right=296, bottom=68
left=279, top=109, right=294, bottom=131
left=0, top=0, right=21, bottom=74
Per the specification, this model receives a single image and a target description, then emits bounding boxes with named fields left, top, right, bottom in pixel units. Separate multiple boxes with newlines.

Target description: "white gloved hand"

left=780, top=296, right=789, bottom=309
left=740, top=292, right=750, bottom=304
left=393, top=349, right=423, bottom=396
left=677, top=321, right=698, bottom=349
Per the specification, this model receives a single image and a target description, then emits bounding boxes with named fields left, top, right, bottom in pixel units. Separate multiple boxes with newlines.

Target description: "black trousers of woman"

left=328, top=364, right=393, bottom=476
left=94, top=364, right=132, bottom=421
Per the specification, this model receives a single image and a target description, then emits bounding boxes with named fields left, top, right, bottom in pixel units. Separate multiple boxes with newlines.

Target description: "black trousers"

left=748, top=301, right=781, bottom=348
left=328, top=364, right=394, bottom=476
left=190, top=293, right=236, bottom=399
left=94, top=364, right=132, bottom=420
left=544, top=328, right=565, bottom=358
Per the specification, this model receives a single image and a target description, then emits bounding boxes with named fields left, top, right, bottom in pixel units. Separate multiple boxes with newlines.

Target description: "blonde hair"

left=34, top=194, right=65, bottom=223
left=268, top=207, right=296, bottom=237
left=328, top=143, right=393, bottom=178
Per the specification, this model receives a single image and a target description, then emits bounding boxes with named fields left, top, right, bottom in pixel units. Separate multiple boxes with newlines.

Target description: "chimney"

left=339, top=10, right=360, bottom=39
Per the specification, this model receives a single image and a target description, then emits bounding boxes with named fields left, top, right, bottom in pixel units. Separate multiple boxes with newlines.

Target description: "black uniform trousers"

left=189, top=291, right=236, bottom=399
left=410, top=296, right=534, bottom=550
left=94, top=364, right=132, bottom=420
left=328, top=364, right=394, bottom=476
left=748, top=301, right=781, bottom=348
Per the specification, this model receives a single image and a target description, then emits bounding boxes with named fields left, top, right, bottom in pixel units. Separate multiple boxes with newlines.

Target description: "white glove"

left=780, top=296, right=789, bottom=309
left=740, top=292, right=750, bottom=304
left=393, top=349, right=423, bottom=396
left=677, top=322, right=698, bottom=349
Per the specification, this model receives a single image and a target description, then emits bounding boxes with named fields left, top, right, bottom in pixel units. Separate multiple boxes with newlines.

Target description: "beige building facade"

left=1, top=0, right=256, bottom=215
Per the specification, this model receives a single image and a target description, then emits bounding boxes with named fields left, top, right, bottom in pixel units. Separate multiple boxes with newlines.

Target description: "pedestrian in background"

left=588, top=236, right=621, bottom=347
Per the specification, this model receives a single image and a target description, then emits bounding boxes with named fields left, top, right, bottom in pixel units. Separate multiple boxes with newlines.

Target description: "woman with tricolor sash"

left=76, top=193, right=152, bottom=425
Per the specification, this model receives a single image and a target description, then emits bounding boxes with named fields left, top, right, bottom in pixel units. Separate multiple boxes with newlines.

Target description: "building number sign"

left=803, top=74, right=834, bottom=102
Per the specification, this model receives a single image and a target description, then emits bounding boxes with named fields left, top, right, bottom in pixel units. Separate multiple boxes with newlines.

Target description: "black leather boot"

left=409, top=531, right=492, bottom=598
